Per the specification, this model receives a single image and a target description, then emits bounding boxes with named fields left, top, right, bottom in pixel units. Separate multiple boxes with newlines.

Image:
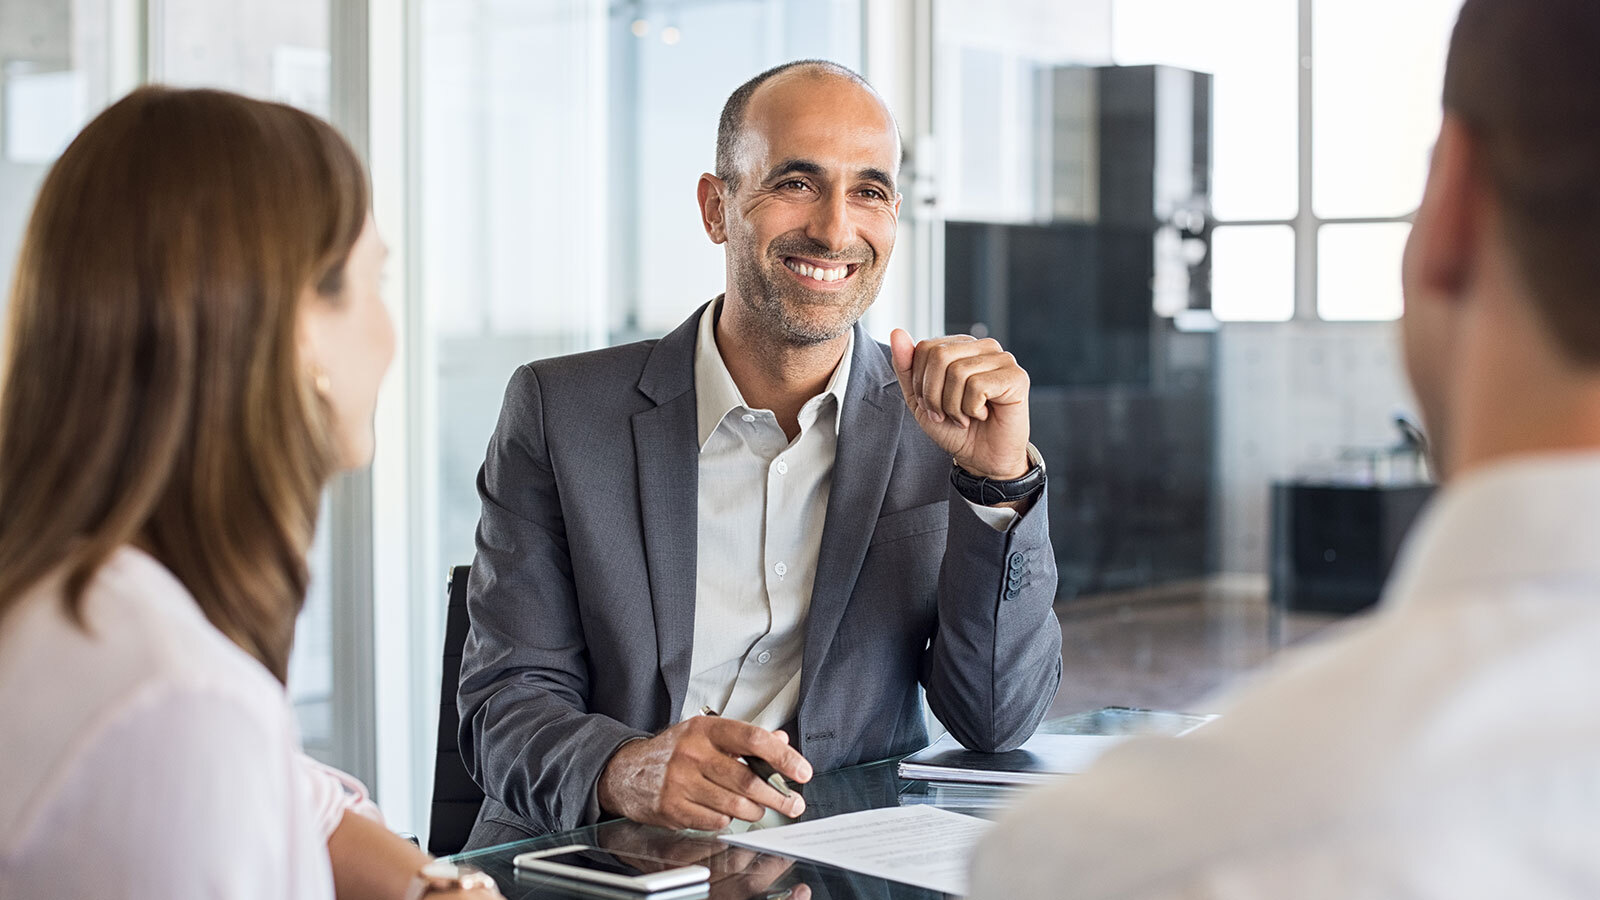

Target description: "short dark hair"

left=714, top=59, right=888, bottom=190
left=1443, top=0, right=1600, bottom=364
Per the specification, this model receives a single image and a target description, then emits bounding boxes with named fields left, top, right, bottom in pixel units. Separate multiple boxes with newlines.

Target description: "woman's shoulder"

left=4, top=546, right=286, bottom=704
left=0, top=547, right=296, bottom=854
left=1, top=678, right=327, bottom=897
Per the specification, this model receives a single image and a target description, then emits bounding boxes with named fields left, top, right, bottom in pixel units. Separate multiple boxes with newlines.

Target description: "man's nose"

left=805, top=188, right=855, bottom=253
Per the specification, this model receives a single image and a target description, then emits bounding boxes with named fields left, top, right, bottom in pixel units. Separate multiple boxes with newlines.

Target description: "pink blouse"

left=0, top=548, right=380, bottom=899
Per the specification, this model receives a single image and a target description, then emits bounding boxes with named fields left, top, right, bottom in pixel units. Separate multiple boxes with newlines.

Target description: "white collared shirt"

left=970, top=453, right=1600, bottom=899
left=681, top=300, right=853, bottom=730
left=0, top=548, right=380, bottom=899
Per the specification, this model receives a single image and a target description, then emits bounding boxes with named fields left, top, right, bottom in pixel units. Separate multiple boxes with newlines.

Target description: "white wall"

left=1214, top=321, right=1419, bottom=573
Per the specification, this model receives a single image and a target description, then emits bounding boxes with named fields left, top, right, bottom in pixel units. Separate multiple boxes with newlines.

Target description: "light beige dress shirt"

left=683, top=300, right=1016, bottom=730
left=970, top=453, right=1600, bottom=899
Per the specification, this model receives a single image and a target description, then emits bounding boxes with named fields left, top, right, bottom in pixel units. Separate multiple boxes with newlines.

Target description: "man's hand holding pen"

left=597, top=711, right=812, bottom=831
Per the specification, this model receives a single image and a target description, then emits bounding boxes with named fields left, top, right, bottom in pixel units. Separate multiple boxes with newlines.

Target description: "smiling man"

left=456, top=60, right=1062, bottom=843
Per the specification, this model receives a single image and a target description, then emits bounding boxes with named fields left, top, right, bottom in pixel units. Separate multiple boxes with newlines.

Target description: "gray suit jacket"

left=458, top=303, right=1062, bottom=845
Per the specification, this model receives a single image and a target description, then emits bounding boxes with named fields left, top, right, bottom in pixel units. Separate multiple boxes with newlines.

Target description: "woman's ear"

left=295, top=285, right=331, bottom=393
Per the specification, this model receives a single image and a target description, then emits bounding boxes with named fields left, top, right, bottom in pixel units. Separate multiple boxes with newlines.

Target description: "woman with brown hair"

left=0, top=87, right=499, bottom=899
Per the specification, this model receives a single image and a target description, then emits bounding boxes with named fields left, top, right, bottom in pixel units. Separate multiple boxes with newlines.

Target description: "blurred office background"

left=0, top=0, right=1457, bottom=840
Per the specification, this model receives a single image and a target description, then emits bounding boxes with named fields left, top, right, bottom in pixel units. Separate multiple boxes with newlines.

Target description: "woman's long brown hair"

left=0, top=86, right=369, bottom=682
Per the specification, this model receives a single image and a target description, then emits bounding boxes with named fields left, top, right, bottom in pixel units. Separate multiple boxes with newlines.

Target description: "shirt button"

left=757, top=650, right=772, bottom=664
left=774, top=562, right=788, bottom=577
left=741, top=413, right=756, bottom=423
left=775, top=459, right=789, bottom=475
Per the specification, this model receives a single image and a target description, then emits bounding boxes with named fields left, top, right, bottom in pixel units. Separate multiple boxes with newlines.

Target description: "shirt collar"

left=1383, top=451, right=1600, bottom=608
left=693, top=296, right=854, bottom=449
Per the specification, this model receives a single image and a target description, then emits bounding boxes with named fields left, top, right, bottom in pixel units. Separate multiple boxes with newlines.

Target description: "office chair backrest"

left=428, top=564, right=485, bottom=856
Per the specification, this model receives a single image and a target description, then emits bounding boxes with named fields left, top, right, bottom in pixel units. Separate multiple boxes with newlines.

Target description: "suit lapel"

left=799, top=325, right=905, bottom=706
left=633, top=305, right=708, bottom=719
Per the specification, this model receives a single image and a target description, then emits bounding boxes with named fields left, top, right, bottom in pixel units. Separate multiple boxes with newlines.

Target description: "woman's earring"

left=311, top=366, right=332, bottom=397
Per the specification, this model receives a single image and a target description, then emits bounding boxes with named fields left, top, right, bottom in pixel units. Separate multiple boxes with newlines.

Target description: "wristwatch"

left=403, top=860, right=498, bottom=900
left=950, top=443, right=1046, bottom=506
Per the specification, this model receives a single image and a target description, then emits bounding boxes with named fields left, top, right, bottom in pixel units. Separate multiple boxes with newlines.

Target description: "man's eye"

left=780, top=179, right=812, bottom=192
left=859, top=188, right=887, bottom=201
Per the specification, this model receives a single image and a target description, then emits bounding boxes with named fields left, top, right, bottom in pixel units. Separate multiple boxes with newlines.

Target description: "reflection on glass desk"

left=452, top=707, right=1202, bottom=899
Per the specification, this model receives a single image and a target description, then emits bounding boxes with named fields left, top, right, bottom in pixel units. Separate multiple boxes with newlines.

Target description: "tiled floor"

left=1046, top=575, right=1357, bottom=719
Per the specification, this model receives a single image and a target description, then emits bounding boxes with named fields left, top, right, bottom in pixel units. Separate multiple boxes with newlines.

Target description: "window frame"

left=1209, top=0, right=1419, bottom=324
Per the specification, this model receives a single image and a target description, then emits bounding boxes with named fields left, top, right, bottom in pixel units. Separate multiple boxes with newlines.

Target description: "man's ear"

left=698, top=173, right=729, bottom=244
left=1408, top=115, right=1481, bottom=302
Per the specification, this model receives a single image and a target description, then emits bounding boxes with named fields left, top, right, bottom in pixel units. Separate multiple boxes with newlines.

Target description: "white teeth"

left=786, top=259, right=850, bottom=282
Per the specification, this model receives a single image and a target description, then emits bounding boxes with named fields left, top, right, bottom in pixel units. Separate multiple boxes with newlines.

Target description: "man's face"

left=714, top=72, right=902, bottom=346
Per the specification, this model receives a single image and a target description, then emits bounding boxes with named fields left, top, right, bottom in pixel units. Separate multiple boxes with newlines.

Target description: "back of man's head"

left=1443, top=0, right=1600, bottom=365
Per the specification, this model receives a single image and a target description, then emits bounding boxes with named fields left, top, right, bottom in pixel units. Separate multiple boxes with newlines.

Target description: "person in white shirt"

left=0, top=87, right=498, bottom=900
left=969, top=1, right=1600, bottom=896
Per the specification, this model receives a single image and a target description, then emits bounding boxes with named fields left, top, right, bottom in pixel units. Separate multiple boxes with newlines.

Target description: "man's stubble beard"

left=728, top=237, right=886, bottom=348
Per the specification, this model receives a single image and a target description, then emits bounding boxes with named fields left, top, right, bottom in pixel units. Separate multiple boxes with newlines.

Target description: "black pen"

left=698, top=705, right=795, bottom=798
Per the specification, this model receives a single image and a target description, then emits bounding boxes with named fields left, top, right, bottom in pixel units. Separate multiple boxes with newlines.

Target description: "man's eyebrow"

left=762, top=159, right=825, bottom=182
left=858, top=167, right=896, bottom=192
left=761, top=159, right=897, bottom=193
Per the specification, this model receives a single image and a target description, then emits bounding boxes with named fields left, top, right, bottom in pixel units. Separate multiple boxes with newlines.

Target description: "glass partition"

left=418, top=0, right=863, bottom=580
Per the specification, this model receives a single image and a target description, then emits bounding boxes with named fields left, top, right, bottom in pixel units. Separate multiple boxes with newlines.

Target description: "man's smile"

left=781, top=255, right=862, bottom=289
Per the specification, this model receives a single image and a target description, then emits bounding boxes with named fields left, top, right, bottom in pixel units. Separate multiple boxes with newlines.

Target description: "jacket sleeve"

left=456, top=364, right=650, bottom=833
left=921, top=482, right=1063, bottom=751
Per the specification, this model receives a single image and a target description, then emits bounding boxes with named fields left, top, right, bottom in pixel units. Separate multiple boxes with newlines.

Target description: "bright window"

left=1312, top=0, right=1460, bottom=219
left=1113, top=0, right=1298, bottom=221
left=1318, top=222, right=1410, bottom=321
left=1211, top=225, right=1295, bottom=322
left=1114, top=0, right=1464, bottom=322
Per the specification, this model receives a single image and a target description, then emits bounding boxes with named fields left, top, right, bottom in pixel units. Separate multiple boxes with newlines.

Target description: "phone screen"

left=533, top=848, right=652, bottom=879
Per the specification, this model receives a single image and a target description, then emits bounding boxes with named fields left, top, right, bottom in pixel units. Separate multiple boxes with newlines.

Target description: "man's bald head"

left=715, top=60, right=900, bottom=191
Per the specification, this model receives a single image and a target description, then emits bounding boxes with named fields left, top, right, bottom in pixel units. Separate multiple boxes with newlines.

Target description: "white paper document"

left=719, top=805, right=992, bottom=896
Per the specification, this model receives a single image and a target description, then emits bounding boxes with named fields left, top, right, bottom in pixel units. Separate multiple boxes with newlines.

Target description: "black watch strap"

left=950, top=447, right=1046, bottom=506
